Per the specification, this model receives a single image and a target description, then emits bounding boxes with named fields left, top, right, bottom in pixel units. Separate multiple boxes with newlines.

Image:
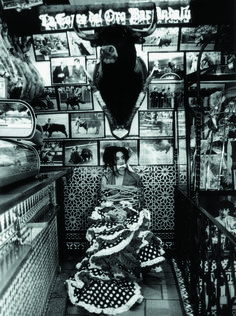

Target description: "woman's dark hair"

left=103, top=146, right=130, bottom=169
left=217, top=200, right=235, bottom=213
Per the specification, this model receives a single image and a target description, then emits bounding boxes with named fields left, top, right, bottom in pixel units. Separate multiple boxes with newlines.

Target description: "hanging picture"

left=36, top=112, right=69, bottom=139
left=99, top=140, right=138, bottom=166
left=64, top=140, right=98, bottom=166
left=186, top=52, right=221, bottom=74
left=70, top=111, right=105, bottom=139
left=31, top=86, right=58, bottom=112
left=143, top=27, right=179, bottom=52
left=139, top=139, right=174, bottom=165
left=32, top=32, right=70, bottom=61
left=179, top=26, right=218, bottom=51
left=40, top=141, right=63, bottom=166
left=51, top=57, right=87, bottom=85
left=57, top=85, right=93, bottom=111
left=67, top=31, right=97, bottom=57
left=139, top=110, right=173, bottom=137
left=148, top=52, right=184, bottom=80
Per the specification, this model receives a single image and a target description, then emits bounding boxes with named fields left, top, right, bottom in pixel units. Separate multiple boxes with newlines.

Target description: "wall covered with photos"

left=29, top=21, right=235, bottom=250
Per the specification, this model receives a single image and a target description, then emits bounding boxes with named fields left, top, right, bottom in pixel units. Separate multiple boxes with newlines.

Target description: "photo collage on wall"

left=29, top=23, right=234, bottom=168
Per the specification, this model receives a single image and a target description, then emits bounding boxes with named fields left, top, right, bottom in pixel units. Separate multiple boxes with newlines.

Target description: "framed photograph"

left=67, top=31, right=97, bottom=57
left=64, top=140, right=98, bottom=166
left=99, top=140, right=138, bottom=166
left=36, top=112, right=69, bottom=139
left=57, top=85, right=93, bottom=111
left=179, top=26, right=218, bottom=51
left=40, top=141, right=63, bottom=166
left=143, top=27, right=179, bottom=52
left=148, top=52, right=184, bottom=80
left=186, top=52, right=221, bottom=74
left=148, top=81, right=184, bottom=109
left=51, top=57, right=86, bottom=85
left=32, top=32, right=70, bottom=61
left=70, top=111, right=105, bottom=138
left=139, top=139, right=174, bottom=165
left=31, top=86, right=58, bottom=112
left=34, top=61, right=51, bottom=86
left=139, top=110, right=173, bottom=137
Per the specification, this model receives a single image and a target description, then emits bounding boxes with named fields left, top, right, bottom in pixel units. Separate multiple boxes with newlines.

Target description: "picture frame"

left=51, top=57, right=87, bottom=85
left=186, top=52, right=221, bottom=74
left=31, top=86, right=58, bottom=112
left=139, top=110, right=173, bottom=137
left=99, top=140, right=138, bottom=166
left=57, top=85, right=94, bottom=111
left=32, top=32, right=70, bottom=61
left=148, top=81, right=184, bottom=109
left=179, top=26, right=218, bottom=51
left=148, top=52, right=184, bottom=80
left=40, top=140, right=63, bottom=166
left=67, top=31, right=97, bottom=57
left=36, top=112, right=69, bottom=139
left=139, top=139, right=174, bottom=165
left=64, top=140, right=98, bottom=166
left=70, top=111, right=105, bottom=139
left=34, top=61, right=52, bottom=86
left=143, top=27, right=179, bottom=52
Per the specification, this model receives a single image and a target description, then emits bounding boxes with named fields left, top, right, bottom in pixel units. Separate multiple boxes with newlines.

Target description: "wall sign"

left=39, top=5, right=191, bottom=31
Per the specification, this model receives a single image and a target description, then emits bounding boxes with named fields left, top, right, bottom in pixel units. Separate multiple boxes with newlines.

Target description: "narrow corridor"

left=46, top=256, right=185, bottom=316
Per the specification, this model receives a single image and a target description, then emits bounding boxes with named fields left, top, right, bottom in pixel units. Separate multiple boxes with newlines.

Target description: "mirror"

left=0, top=99, right=36, bottom=139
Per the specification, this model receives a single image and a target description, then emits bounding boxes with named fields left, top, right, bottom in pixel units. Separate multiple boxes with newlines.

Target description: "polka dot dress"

left=66, top=201, right=165, bottom=315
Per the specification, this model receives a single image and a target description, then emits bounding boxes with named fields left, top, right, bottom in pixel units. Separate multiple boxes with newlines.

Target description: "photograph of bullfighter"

left=73, top=3, right=157, bottom=139
left=58, top=86, right=93, bottom=111
left=37, top=113, right=69, bottom=138
left=143, top=27, right=179, bottom=52
left=70, top=111, right=104, bottom=138
left=139, top=139, right=173, bottom=165
left=40, top=141, right=63, bottom=166
left=64, top=140, right=98, bottom=166
left=139, top=110, right=173, bottom=137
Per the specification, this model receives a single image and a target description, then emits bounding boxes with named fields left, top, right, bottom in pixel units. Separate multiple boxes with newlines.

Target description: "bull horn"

left=73, top=13, right=98, bottom=41
left=131, top=3, right=157, bottom=37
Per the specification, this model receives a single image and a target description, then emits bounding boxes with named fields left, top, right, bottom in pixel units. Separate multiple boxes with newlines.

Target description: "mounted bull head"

left=74, top=4, right=157, bottom=138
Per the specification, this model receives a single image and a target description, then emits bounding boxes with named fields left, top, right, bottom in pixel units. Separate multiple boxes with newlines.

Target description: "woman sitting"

left=66, top=146, right=165, bottom=315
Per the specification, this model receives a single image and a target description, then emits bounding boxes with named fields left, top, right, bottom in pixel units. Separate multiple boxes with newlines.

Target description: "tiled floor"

left=46, top=256, right=185, bottom=316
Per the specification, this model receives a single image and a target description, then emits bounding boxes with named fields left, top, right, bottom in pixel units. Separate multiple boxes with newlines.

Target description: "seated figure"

left=65, top=146, right=165, bottom=314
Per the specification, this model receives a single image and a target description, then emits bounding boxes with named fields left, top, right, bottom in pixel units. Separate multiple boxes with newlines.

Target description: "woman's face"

left=219, top=208, right=230, bottom=219
left=115, top=151, right=126, bottom=168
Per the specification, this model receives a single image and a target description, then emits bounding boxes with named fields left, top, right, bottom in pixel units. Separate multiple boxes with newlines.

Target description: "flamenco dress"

left=66, top=169, right=165, bottom=315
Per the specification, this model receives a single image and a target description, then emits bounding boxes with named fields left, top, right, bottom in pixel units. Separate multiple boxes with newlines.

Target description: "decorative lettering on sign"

left=39, top=6, right=191, bottom=31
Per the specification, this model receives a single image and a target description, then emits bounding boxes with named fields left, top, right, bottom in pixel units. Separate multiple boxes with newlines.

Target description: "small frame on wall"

left=143, top=27, right=179, bottom=52
left=70, top=111, right=105, bottom=138
left=40, top=141, right=63, bottom=166
left=67, top=31, right=97, bottom=57
left=99, top=140, right=138, bottom=166
left=32, top=32, right=70, bottom=61
left=36, top=112, right=69, bottom=139
left=148, top=81, right=184, bottom=109
left=57, top=85, right=93, bottom=111
left=139, top=110, right=173, bottom=137
left=139, top=139, right=174, bottom=165
left=186, top=52, right=221, bottom=74
left=64, top=140, right=98, bottom=166
left=51, top=57, right=87, bottom=85
left=31, top=86, right=58, bottom=112
left=148, top=52, right=184, bottom=80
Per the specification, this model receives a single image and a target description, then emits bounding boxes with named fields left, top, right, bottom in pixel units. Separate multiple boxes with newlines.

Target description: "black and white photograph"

left=34, top=61, right=52, bottom=86
left=180, top=26, right=218, bottom=51
left=148, top=81, right=184, bottom=109
left=143, top=27, right=179, bottom=52
left=139, top=139, right=174, bottom=165
left=148, top=52, right=184, bottom=80
left=64, top=140, right=98, bottom=166
left=51, top=57, right=87, bottom=85
left=186, top=51, right=221, bottom=74
left=31, top=86, right=58, bottom=112
left=67, top=31, right=97, bottom=57
left=40, top=140, right=63, bottom=166
left=36, top=112, right=69, bottom=139
left=32, top=32, right=70, bottom=61
left=57, top=85, right=93, bottom=111
left=139, top=110, right=173, bottom=137
left=70, top=111, right=105, bottom=138
left=99, top=140, right=138, bottom=166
